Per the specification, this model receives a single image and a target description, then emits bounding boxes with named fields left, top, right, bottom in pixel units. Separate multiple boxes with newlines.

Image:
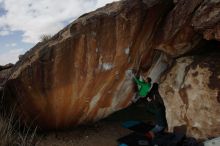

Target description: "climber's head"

left=145, top=77, right=152, bottom=83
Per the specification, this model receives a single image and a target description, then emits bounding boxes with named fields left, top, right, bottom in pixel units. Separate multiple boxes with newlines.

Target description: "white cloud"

left=5, top=43, right=16, bottom=47
left=0, top=0, right=119, bottom=43
left=0, top=30, right=10, bottom=36
left=0, top=48, right=24, bottom=65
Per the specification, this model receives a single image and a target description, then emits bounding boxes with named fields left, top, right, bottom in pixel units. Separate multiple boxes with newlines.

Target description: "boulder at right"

left=159, top=48, right=220, bottom=139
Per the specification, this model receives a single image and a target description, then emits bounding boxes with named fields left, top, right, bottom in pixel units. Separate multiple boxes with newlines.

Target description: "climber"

left=145, top=83, right=167, bottom=140
left=131, top=69, right=152, bottom=103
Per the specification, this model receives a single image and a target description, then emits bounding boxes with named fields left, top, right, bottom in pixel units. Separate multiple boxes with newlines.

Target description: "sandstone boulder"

left=159, top=52, right=220, bottom=139
left=155, top=0, right=204, bottom=56
left=192, top=0, right=220, bottom=41
left=155, top=0, right=220, bottom=56
left=6, top=0, right=173, bottom=129
left=3, top=0, right=220, bottom=136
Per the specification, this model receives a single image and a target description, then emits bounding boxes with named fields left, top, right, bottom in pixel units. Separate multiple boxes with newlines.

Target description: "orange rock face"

left=6, top=0, right=173, bottom=129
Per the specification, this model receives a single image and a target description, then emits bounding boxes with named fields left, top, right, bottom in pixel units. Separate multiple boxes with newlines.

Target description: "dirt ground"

left=35, top=121, right=131, bottom=146
left=35, top=103, right=154, bottom=146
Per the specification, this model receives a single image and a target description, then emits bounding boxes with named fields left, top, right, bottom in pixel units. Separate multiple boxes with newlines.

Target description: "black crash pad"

left=118, top=132, right=150, bottom=146
left=119, top=121, right=185, bottom=146
left=152, top=132, right=185, bottom=146
left=122, top=121, right=154, bottom=134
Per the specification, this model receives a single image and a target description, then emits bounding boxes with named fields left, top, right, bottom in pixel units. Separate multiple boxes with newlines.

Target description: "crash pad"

left=122, top=120, right=154, bottom=134
left=119, top=121, right=185, bottom=146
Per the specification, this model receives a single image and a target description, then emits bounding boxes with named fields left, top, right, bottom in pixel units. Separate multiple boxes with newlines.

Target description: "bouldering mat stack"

left=122, top=120, right=154, bottom=134
left=118, top=120, right=185, bottom=146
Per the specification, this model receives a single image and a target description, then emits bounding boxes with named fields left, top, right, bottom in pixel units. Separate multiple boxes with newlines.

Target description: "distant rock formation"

left=0, top=64, right=14, bottom=102
left=0, top=64, right=14, bottom=86
left=3, top=0, right=220, bottom=139
left=0, top=63, right=14, bottom=72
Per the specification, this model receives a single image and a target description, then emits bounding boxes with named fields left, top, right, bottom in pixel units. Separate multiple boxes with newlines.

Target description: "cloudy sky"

left=0, top=0, right=119, bottom=65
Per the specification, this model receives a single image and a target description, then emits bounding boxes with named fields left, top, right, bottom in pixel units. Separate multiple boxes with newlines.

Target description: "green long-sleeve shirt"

left=133, top=76, right=151, bottom=97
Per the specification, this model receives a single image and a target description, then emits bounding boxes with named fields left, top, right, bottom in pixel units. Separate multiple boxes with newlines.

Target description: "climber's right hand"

left=125, top=69, right=134, bottom=79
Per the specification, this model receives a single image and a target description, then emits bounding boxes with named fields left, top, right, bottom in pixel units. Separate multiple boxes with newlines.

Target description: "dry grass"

left=0, top=108, right=37, bottom=146
left=0, top=85, right=38, bottom=146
